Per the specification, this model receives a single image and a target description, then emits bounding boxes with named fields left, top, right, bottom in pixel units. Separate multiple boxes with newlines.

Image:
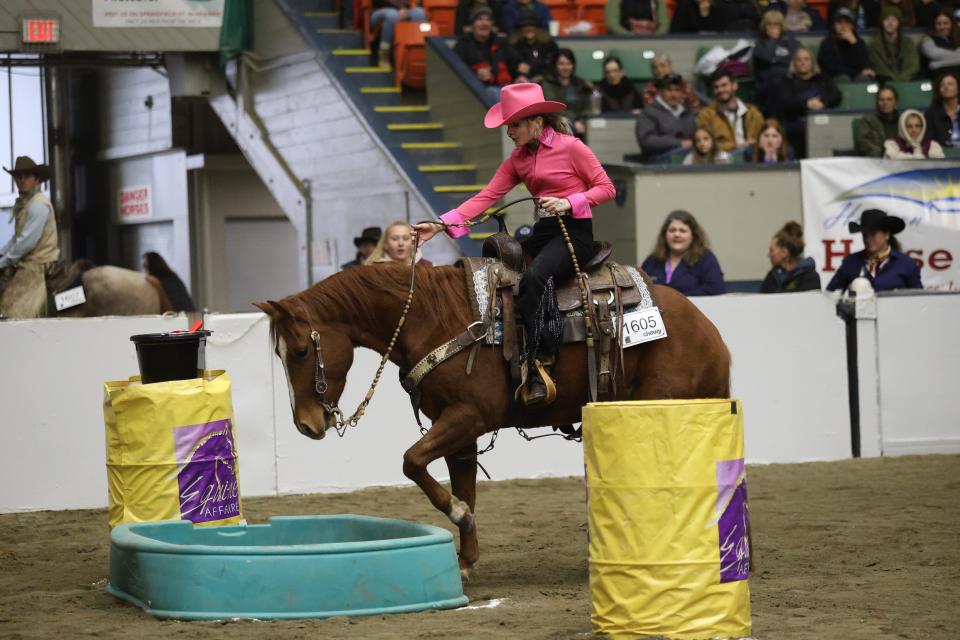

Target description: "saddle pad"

left=481, top=265, right=656, bottom=346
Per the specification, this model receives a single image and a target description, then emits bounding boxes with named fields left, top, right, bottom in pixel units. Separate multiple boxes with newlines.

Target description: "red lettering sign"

left=821, top=239, right=853, bottom=272
left=929, top=249, right=953, bottom=271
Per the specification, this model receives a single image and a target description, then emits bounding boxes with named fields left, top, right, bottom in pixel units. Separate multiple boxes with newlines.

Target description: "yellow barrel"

left=103, top=370, right=244, bottom=528
left=583, top=399, right=751, bottom=639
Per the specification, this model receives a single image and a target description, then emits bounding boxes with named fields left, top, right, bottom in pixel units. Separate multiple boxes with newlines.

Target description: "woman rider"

left=414, top=83, right=615, bottom=407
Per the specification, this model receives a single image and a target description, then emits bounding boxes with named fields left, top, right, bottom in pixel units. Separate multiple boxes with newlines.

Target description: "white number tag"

left=54, top=285, right=86, bottom=311
left=619, top=306, right=667, bottom=348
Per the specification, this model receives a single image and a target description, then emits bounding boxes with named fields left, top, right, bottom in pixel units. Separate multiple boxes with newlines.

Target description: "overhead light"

left=642, top=50, right=655, bottom=59
left=592, top=50, right=604, bottom=60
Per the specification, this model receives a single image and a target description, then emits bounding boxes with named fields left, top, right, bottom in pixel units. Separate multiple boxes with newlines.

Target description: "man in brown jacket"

left=0, top=156, right=60, bottom=319
left=696, top=69, right=764, bottom=154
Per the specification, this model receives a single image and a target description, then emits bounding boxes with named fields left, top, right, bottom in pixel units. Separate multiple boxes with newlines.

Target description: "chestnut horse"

left=255, top=262, right=729, bottom=579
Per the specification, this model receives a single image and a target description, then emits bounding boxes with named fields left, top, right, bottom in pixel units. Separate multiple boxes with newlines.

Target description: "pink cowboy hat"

left=483, top=83, right=566, bottom=128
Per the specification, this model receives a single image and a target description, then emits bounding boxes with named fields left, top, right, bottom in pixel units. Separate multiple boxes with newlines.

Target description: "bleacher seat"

left=569, top=45, right=656, bottom=83
left=576, top=0, right=608, bottom=34
left=838, top=82, right=880, bottom=110
left=423, top=0, right=457, bottom=35
left=394, top=22, right=439, bottom=88
left=544, top=0, right=578, bottom=22
left=889, top=80, right=934, bottom=110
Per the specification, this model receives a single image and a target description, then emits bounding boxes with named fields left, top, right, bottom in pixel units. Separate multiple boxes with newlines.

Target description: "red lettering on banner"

left=906, top=249, right=923, bottom=269
left=822, top=239, right=853, bottom=272
left=929, top=249, right=953, bottom=271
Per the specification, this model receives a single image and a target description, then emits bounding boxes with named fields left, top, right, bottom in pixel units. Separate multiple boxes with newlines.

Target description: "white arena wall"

left=1, top=291, right=957, bottom=513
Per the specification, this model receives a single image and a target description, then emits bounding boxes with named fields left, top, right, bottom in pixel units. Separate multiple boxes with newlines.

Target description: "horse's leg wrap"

left=447, top=497, right=475, bottom=532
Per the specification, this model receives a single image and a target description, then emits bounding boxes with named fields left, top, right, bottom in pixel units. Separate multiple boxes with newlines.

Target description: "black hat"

left=353, top=226, right=382, bottom=247
left=516, top=13, right=543, bottom=29
left=833, top=7, right=856, bottom=23
left=848, top=209, right=906, bottom=234
left=3, top=155, right=50, bottom=181
left=655, top=73, right=683, bottom=89
left=469, top=5, right=493, bottom=22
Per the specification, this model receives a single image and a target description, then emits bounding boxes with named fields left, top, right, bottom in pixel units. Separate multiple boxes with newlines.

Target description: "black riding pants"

left=518, top=217, right=595, bottom=358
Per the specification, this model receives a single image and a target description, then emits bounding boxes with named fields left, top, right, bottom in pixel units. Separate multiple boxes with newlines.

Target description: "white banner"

left=801, top=157, right=960, bottom=291
left=93, top=0, right=224, bottom=28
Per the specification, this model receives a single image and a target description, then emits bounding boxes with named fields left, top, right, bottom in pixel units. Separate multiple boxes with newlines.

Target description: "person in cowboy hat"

left=826, top=209, right=922, bottom=292
left=413, top=83, right=615, bottom=407
left=341, top=226, right=383, bottom=270
left=0, top=156, right=60, bottom=319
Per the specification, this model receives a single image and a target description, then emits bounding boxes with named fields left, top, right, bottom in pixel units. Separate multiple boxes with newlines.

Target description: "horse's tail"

left=145, top=274, right=175, bottom=313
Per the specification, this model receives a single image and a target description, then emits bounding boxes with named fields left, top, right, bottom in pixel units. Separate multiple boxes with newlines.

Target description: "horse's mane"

left=287, top=263, right=472, bottom=336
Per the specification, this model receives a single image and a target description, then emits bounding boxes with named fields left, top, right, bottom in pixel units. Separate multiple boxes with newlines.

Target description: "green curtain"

left=219, top=0, right=253, bottom=68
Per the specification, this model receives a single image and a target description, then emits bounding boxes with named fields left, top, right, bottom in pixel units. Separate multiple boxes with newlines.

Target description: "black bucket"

left=130, top=330, right=213, bottom=384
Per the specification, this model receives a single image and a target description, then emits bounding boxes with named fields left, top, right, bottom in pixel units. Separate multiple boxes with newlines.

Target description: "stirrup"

left=518, top=358, right=557, bottom=407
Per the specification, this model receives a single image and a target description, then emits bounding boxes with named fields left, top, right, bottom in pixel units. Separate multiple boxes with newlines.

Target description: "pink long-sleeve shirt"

left=438, top=127, right=616, bottom=238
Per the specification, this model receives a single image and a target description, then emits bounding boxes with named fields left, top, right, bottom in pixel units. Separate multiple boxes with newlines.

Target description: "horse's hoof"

left=459, top=566, right=472, bottom=582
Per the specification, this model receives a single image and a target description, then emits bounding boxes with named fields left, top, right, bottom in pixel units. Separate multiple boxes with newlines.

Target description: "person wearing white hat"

left=414, top=83, right=615, bottom=406
left=0, top=156, right=60, bottom=319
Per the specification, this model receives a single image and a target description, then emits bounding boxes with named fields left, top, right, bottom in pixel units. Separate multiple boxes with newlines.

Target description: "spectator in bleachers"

left=365, top=221, right=434, bottom=266
left=826, top=209, right=922, bottom=292
left=509, top=13, right=559, bottom=82
left=540, top=48, right=593, bottom=136
left=606, top=0, right=669, bottom=35
left=868, top=6, right=920, bottom=81
left=341, top=226, right=383, bottom=269
left=819, top=8, right=876, bottom=81
left=924, top=70, right=960, bottom=146
left=641, top=210, right=726, bottom=295
left=503, top=0, right=552, bottom=33
left=720, top=0, right=764, bottom=32
left=778, top=46, right=842, bottom=157
left=456, top=0, right=508, bottom=34
left=669, top=0, right=728, bottom=33
left=755, top=10, right=801, bottom=115
left=635, top=73, right=699, bottom=162
left=774, top=0, right=827, bottom=33
left=750, top=117, right=794, bottom=161
left=856, top=85, right=901, bottom=156
left=643, top=54, right=703, bottom=110
left=884, top=108, right=946, bottom=156
left=597, top=56, right=644, bottom=113
left=697, top=69, right=764, bottom=153
left=454, top=7, right=518, bottom=99
left=827, top=0, right=878, bottom=29
left=371, top=0, right=428, bottom=67
left=683, top=128, right=733, bottom=163
left=911, top=0, right=942, bottom=30
left=919, top=10, right=960, bottom=77
left=760, top=221, right=822, bottom=292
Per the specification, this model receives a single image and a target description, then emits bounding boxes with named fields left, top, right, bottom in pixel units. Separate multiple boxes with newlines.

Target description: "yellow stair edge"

left=388, top=123, right=443, bottom=131
left=434, top=184, right=486, bottom=193
left=418, top=164, right=477, bottom=172
left=333, top=49, right=371, bottom=56
left=402, top=141, right=461, bottom=149
left=374, top=105, right=430, bottom=113
left=346, top=66, right=391, bottom=73
left=361, top=86, right=401, bottom=93
left=469, top=232, right=496, bottom=239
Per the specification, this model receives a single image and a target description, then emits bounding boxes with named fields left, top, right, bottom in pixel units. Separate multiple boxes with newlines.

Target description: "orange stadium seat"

left=576, top=0, right=608, bottom=34
left=544, top=0, right=577, bottom=22
left=423, top=0, right=458, bottom=35
left=394, top=22, right=439, bottom=88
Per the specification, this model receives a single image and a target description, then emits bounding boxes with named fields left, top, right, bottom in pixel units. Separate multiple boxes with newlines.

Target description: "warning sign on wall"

left=119, top=185, right=152, bottom=220
left=93, top=0, right=225, bottom=28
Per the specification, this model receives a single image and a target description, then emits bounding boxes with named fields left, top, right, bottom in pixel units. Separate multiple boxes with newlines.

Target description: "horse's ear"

left=253, top=300, right=290, bottom=319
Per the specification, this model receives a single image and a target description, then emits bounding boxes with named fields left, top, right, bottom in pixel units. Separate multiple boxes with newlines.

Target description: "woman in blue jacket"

left=826, top=209, right=922, bottom=292
left=642, top=210, right=726, bottom=296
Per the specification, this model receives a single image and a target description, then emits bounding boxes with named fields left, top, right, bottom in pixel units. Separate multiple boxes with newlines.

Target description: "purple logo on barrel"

left=173, top=418, right=240, bottom=524
left=716, top=458, right=750, bottom=583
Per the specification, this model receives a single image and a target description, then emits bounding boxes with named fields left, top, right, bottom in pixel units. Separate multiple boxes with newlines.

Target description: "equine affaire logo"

left=173, top=418, right=241, bottom=524
left=801, top=159, right=960, bottom=291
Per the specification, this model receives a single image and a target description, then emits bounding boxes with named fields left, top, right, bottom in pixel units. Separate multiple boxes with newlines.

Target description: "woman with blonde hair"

left=755, top=10, right=800, bottom=114
left=777, top=46, right=841, bottom=157
left=365, top=221, right=433, bottom=266
left=760, top=221, right=821, bottom=292
left=683, top=128, right=731, bottom=164
left=641, top=210, right=725, bottom=296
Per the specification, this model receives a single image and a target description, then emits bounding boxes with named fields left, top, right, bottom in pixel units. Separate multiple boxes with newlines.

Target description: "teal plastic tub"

left=107, top=515, right=469, bottom=620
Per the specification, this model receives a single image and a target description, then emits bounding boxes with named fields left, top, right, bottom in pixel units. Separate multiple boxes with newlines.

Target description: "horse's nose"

left=299, top=422, right=326, bottom=440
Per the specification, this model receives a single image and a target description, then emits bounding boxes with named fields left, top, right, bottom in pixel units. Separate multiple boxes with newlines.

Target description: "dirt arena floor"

left=1, top=454, right=957, bottom=640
